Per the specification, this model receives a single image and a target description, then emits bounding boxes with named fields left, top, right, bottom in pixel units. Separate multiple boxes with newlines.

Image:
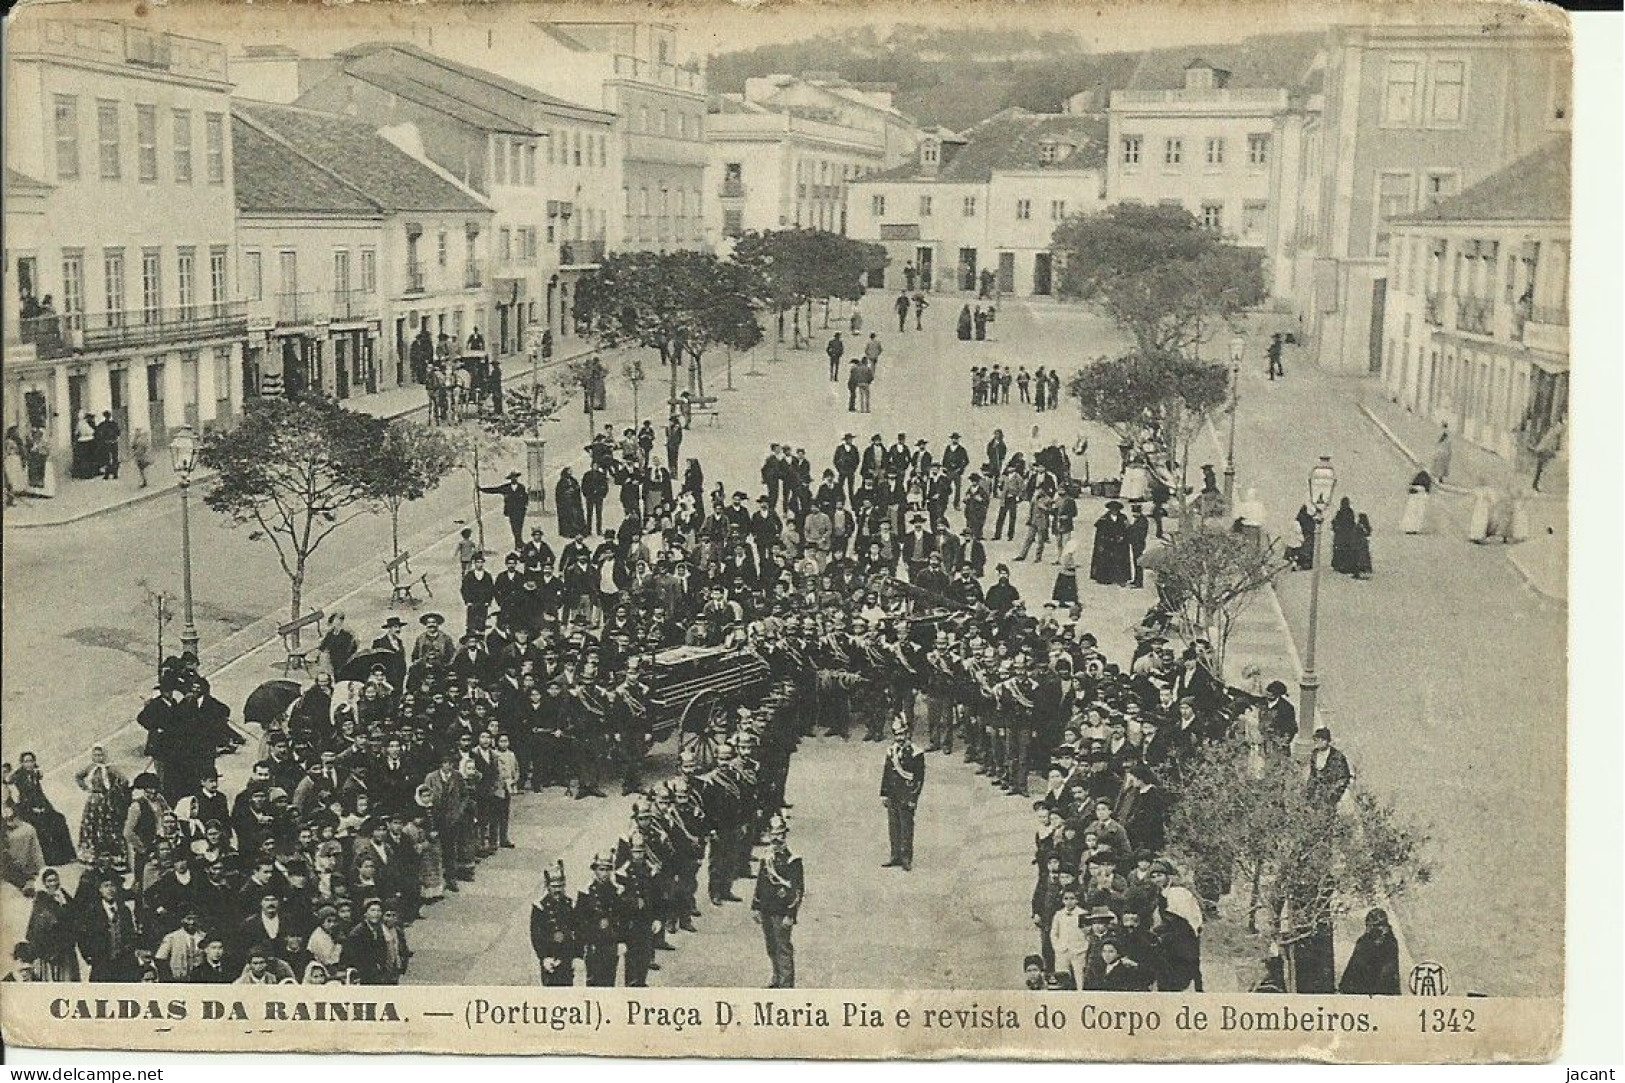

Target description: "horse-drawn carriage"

left=642, top=644, right=772, bottom=767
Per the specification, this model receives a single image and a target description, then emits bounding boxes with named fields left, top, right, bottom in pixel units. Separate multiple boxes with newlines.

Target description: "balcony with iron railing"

left=612, top=52, right=702, bottom=92
left=331, top=287, right=378, bottom=322
left=27, top=301, right=249, bottom=354
left=10, top=314, right=75, bottom=359
left=274, top=290, right=330, bottom=327
left=405, top=261, right=426, bottom=296
left=1455, top=296, right=1495, bottom=336
left=464, top=260, right=484, bottom=289
left=560, top=239, right=606, bottom=267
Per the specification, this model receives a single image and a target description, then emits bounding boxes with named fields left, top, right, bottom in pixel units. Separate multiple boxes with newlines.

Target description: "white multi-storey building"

left=4, top=14, right=245, bottom=485
left=1379, top=136, right=1568, bottom=462
left=847, top=109, right=1108, bottom=297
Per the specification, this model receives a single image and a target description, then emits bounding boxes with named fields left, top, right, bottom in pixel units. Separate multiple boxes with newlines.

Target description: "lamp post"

left=1224, top=334, right=1244, bottom=506
left=1299, top=455, right=1337, bottom=744
left=169, top=425, right=201, bottom=661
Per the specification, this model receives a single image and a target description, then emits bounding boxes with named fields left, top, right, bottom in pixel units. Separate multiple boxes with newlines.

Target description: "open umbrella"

left=338, top=648, right=404, bottom=690
left=243, top=679, right=302, bottom=726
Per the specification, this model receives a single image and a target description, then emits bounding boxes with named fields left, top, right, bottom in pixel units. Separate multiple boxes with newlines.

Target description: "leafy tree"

left=486, top=380, right=563, bottom=440
left=565, top=354, right=609, bottom=435
left=1169, top=738, right=1434, bottom=992
left=623, top=355, right=647, bottom=426
left=1152, top=530, right=1292, bottom=680
left=576, top=251, right=765, bottom=400
left=199, top=396, right=389, bottom=628
left=1052, top=203, right=1266, bottom=357
left=1067, top=351, right=1231, bottom=507
left=362, top=419, right=462, bottom=564
left=732, top=229, right=886, bottom=346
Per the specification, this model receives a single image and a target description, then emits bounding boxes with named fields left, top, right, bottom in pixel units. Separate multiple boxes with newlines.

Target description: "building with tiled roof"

left=707, top=73, right=924, bottom=245
left=288, top=41, right=618, bottom=359
left=847, top=109, right=1109, bottom=296
left=1377, top=135, right=1569, bottom=464
left=229, top=100, right=495, bottom=402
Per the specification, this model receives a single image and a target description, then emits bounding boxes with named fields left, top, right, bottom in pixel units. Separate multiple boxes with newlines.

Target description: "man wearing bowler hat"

left=480, top=469, right=531, bottom=549
left=880, top=716, right=926, bottom=871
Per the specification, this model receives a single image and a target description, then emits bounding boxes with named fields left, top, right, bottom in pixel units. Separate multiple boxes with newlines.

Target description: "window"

left=54, top=95, right=80, bottom=179
left=1428, top=59, right=1466, bottom=126
left=962, top=196, right=977, bottom=217
left=871, top=194, right=886, bottom=217
left=359, top=249, right=376, bottom=292
left=1248, top=134, right=1270, bottom=166
left=277, top=250, right=297, bottom=297
left=214, top=348, right=232, bottom=408
left=177, top=248, right=196, bottom=314
left=141, top=248, right=163, bottom=320
left=545, top=131, right=555, bottom=166
left=1121, top=136, right=1142, bottom=166
left=494, top=139, right=507, bottom=184
left=333, top=249, right=350, bottom=296
left=205, top=113, right=225, bottom=183
left=136, top=105, right=157, bottom=181
left=1163, top=138, right=1182, bottom=166
left=525, top=143, right=536, bottom=185
left=172, top=109, right=193, bottom=183
left=437, top=230, right=448, bottom=268
left=244, top=251, right=263, bottom=302
left=1200, top=203, right=1223, bottom=232
left=639, top=107, right=649, bottom=133
left=1205, top=137, right=1225, bottom=166
left=722, top=209, right=743, bottom=238
left=1548, top=55, right=1570, bottom=126
left=1050, top=199, right=1067, bottom=220
left=572, top=132, right=582, bottom=167
left=1424, top=171, right=1460, bottom=204
left=499, top=228, right=512, bottom=263
left=104, top=249, right=126, bottom=314
left=60, top=251, right=84, bottom=327
left=1382, top=59, right=1420, bottom=125
left=524, top=227, right=538, bottom=261
left=510, top=141, right=522, bottom=182
left=660, top=109, right=669, bottom=135
left=922, top=140, right=939, bottom=165
left=919, top=195, right=933, bottom=217
left=209, top=247, right=227, bottom=308
left=1038, top=141, right=1057, bottom=164
left=1373, top=171, right=1415, bottom=257
left=1015, top=199, right=1032, bottom=220
left=1241, top=200, right=1268, bottom=238
left=96, top=100, right=121, bottom=179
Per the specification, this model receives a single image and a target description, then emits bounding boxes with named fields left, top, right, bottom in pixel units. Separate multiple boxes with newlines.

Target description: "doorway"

left=1368, top=278, right=1387, bottom=374
left=997, top=252, right=1015, bottom=295
left=958, top=248, right=977, bottom=292
left=109, top=367, right=130, bottom=454
left=334, top=335, right=350, bottom=399
left=146, top=362, right=167, bottom=443
left=1033, top=252, right=1053, bottom=296
left=915, top=247, right=934, bottom=292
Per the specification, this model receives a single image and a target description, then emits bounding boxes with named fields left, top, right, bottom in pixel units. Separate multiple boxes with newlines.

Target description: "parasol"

left=243, top=679, right=302, bottom=726
left=338, top=648, right=404, bottom=689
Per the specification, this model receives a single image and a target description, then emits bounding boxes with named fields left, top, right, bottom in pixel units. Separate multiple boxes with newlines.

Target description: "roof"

left=859, top=109, right=1108, bottom=184
left=332, top=42, right=614, bottom=133
left=4, top=167, right=51, bottom=193
left=1123, top=31, right=1326, bottom=94
left=1400, top=135, right=1571, bottom=224
left=233, top=100, right=490, bottom=214
left=232, top=113, right=380, bottom=216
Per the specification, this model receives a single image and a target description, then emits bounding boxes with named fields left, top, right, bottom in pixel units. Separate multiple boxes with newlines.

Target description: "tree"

left=732, top=229, right=886, bottom=347
left=565, top=355, right=609, bottom=436
left=486, top=380, right=563, bottom=440
left=575, top=250, right=765, bottom=400
left=1067, top=351, right=1231, bottom=507
left=199, top=396, right=389, bottom=628
left=1152, top=530, right=1292, bottom=680
left=362, top=419, right=462, bottom=564
left=1052, top=203, right=1266, bottom=356
left=1169, top=738, right=1434, bottom=992
left=622, top=355, right=647, bottom=427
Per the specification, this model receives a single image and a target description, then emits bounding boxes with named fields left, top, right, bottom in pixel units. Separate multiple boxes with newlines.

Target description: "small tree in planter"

left=1153, top=529, right=1292, bottom=681
left=363, top=418, right=462, bottom=564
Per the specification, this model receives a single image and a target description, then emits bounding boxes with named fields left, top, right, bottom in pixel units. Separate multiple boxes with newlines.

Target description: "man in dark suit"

left=78, top=875, right=141, bottom=981
left=1258, top=681, right=1299, bottom=752
left=421, top=753, right=472, bottom=889
left=479, top=471, right=530, bottom=549
left=1116, top=763, right=1171, bottom=855
left=880, top=717, right=926, bottom=871
left=1306, top=727, right=1353, bottom=806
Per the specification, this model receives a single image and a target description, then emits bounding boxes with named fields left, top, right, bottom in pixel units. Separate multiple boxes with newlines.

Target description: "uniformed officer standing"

left=575, top=853, right=623, bottom=986
left=752, top=818, right=804, bottom=989
left=528, top=861, right=578, bottom=986
left=880, top=716, right=927, bottom=870
left=617, top=833, right=662, bottom=987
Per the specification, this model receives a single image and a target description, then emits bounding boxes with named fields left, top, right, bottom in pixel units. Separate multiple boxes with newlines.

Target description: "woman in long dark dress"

left=26, top=868, right=81, bottom=981
left=956, top=305, right=973, bottom=341
left=682, top=459, right=705, bottom=521
left=10, top=752, right=75, bottom=866
left=1329, top=497, right=1360, bottom=575
left=1352, top=512, right=1375, bottom=579
left=1338, top=908, right=1401, bottom=995
left=553, top=467, right=585, bottom=538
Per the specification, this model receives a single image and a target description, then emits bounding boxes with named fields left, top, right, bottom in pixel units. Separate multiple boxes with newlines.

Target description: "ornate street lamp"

left=1224, top=333, right=1245, bottom=505
left=1299, top=455, right=1337, bottom=742
left=169, top=425, right=201, bottom=660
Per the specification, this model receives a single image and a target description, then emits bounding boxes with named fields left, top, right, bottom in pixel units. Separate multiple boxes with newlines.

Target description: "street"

left=2, top=289, right=1563, bottom=996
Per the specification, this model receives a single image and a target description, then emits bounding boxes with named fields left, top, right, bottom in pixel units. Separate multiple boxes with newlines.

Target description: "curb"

left=1505, top=538, right=1569, bottom=604
left=0, top=351, right=600, bottom=531
left=1354, top=402, right=1473, bottom=495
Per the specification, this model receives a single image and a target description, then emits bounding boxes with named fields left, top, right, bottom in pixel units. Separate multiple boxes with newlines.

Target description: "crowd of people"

left=4, top=354, right=1377, bottom=992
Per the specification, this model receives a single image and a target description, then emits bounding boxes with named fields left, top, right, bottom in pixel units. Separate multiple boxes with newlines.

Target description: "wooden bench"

left=385, top=551, right=432, bottom=608
left=277, top=610, right=326, bottom=675
left=668, top=394, right=721, bottom=429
